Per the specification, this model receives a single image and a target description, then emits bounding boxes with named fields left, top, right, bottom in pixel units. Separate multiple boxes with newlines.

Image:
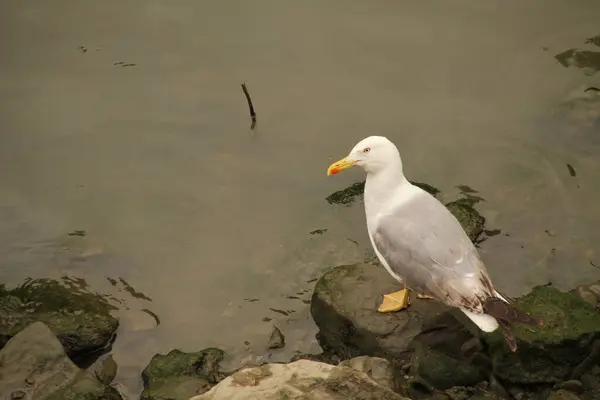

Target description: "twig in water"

left=241, top=82, right=257, bottom=130
left=590, top=260, right=600, bottom=270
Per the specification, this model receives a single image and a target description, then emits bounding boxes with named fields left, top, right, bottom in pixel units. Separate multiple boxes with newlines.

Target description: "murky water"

left=1, top=0, right=600, bottom=397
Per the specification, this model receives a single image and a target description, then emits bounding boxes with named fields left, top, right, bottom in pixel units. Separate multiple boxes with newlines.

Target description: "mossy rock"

left=445, top=199, right=485, bottom=243
left=0, top=278, right=118, bottom=359
left=485, top=284, right=600, bottom=384
left=141, top=348, right=225, bottom=400
left=404, top=309, right=489, bottom=392
left=310, top=263, right=450, bottom=361
left=46, top=373, right=123, bottom=400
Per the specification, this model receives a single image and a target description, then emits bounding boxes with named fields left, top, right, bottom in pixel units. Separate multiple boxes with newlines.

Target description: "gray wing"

left=371, top=190, right=494, bottom=310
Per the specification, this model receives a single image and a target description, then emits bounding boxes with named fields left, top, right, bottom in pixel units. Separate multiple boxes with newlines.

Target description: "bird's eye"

left=363, top=147, right=371, bottom=153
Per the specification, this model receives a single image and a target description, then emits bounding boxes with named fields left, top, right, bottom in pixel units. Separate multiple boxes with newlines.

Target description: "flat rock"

left=338, top=356, right=396, bottom=391
left=190, top=359, right=409, bottom=400
left=485, top=284, right=600, bottom=385
left=0, top=321, right=122, bottom=400
left=141, top=348, right=225, bottom=400
left=0, top=278, right=118, bottom=360
left=310, top=262, right=452, bottom=361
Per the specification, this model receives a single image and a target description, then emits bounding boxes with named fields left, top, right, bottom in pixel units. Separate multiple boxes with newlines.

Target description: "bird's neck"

left=364, top=164, right=411, bottom=220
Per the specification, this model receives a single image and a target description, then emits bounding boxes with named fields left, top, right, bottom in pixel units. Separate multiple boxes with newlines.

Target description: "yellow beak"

left=327, top=157, right=356, bottom=176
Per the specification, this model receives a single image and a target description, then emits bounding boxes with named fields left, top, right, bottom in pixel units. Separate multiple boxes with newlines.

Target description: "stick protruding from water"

left=241, top=82, right=257, bottom=130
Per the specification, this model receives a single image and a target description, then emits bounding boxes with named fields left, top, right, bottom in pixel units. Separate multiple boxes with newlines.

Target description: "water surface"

left=1, top=0, right=600, bottom=396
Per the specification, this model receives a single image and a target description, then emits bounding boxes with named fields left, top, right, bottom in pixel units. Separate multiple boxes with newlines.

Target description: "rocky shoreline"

left=2, top=183, right=600, bottom=399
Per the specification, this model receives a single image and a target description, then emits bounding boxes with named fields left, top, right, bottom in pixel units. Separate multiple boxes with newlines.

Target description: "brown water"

left=1, top=0, right=600, bottom=397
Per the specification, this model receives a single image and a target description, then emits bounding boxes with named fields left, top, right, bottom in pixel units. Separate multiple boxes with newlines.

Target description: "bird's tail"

left=482, top=296, right=543, bottom=352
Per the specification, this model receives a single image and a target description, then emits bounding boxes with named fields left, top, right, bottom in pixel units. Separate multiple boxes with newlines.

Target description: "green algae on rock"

left=485, top=284, right=600, bottom=385
left=445, top=199, right=485, bottom=243
left=0, top=278, right=118, bottom=360
left=141, top=348, right=225, bottom=400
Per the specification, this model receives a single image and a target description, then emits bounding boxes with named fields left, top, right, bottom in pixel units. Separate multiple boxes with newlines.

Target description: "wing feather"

left=371, top=189, right=494, bottom=312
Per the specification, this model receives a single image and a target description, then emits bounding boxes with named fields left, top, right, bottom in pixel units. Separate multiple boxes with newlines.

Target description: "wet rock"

left=338, top=355, right=396, bottom=391
left=485, top=284, right=600, bottom=385
left=407, top=312, right=488, bottom=390
left=546, top=390, right=582, bottom=400
left=0, top=278, right=118, bottom=360
left=580, top=365, right=600, bottom=398
left=0, top=321, right=122, bottom=400
left=267, top=325, right=285, bottom=349
left=189, top=359, right=408, bottom=400
left=91, top=353, right=118, bottom=385
left=573, top=286, right=598, bottom=308
left=141, top=348, right=225, bottom=400
left=554, top=380, right=584, bottom=394
left=310, top=262, right=450, bottom=361
left=445, top=199, right=485, bottom=243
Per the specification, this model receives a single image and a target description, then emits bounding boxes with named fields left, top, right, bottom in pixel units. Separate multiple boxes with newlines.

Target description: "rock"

left=580, top=365, right=600, bottom=398
left=554, top=380, right=584, bottom=394
left=338, top=355, right=396, bottom=391
left=267, top=325, right=285, bottom=349
left=0, top=321, right=122, bottom=400
left=407, top=312, right=489, bottom=390
left=92, top=354, right=118, bottom=385
left=310, top=262, right=451, bottom=360
left=546, top=390, right=583, bottom=400
left=140, top=348, right=225, bottom=400
left=485, top=284, right=600, bottom=385
left=573, top=286, right=598, bottom=308
left=189, top=359, right=409, bottom=400
left=0, top=278, right=118, bottom=360
left=445, top=199, right=485, bottom=243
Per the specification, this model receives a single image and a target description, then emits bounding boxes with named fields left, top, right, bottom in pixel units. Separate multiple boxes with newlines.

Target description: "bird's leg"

left=377, top=289, right=411, bottom=313
left=416, top=293, right=435, bottom=300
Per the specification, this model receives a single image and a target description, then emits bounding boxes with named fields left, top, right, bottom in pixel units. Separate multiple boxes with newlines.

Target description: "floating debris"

left=456, top=184, right=478, bottom=194
left=566, top=164, right=577, bottom=177
left=269, top=308, right=289, bottom=316
left=140, top=308, right=161, bottom=326
left=309, top=229, right=328, bottom=235
left=78, top=45, right=88, bottom=53
left=67, top=230, right=86, bottom=237
left=262, top=317, right=272, bottom=322
left=118, top=278, right=152, bottom=301
left=244, top=298, right=259, bottom=303
left=585, top=35, right=600, bottom=47
left=346, top=237, right=359, bottom=245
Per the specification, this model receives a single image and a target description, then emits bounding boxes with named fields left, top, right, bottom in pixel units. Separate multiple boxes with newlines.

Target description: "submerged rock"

left=310, top=262, right=450, bottom=360
left=445, top=199, right=485, bottom=243
left=485, top=284, right=600, bottom=385
left=0, top=278, right=118, bottom=360
left=0, top=321, right=122, bottom=400
left=189, top=359, right=408, bottom=400
left=141, top=348, right=225, bottom=400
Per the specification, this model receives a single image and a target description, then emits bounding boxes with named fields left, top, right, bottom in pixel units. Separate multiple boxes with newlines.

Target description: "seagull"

left=326, top=136, right=541, bottom=352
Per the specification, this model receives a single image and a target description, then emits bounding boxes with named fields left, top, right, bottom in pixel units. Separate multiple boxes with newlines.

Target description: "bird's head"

left=327, top=136, right=402, bottom=176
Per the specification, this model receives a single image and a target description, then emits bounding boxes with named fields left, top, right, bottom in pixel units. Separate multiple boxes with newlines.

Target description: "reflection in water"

left=1, top=1, right=600, bottom=397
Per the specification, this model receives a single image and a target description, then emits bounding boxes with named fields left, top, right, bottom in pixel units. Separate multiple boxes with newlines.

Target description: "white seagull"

left=327, top=136, right=541, bottom=352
